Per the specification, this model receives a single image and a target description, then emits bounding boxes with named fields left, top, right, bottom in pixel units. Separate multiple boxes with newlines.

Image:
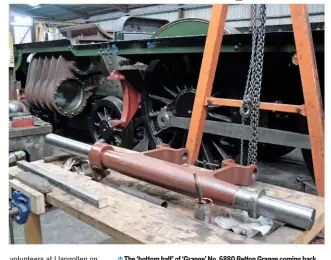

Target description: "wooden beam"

left=290, top=4, right=324, bottom=197
left=24, top=213, right=43, bottom=244
left=9, top=179, right=46, bottom=215
left=186, top=4, right=229, bottom=164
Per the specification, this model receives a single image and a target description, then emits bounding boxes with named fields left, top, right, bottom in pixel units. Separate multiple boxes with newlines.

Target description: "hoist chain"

left=240, top=4, right=267, bottom=165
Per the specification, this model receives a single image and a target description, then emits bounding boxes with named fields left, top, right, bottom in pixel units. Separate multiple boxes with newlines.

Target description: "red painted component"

left=12, top=119, right=35, bottom=128
left=88, top=142, right=257, bottom=205
left=107, top=70, right=141, bottom=128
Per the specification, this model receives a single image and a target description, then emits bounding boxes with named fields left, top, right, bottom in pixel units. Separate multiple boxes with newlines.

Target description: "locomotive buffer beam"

left=156, top=112, right=311, bottom=149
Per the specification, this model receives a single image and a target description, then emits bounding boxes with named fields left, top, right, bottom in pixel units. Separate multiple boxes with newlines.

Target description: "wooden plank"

left=28, top=161, right=324, bottom=244
left=103, top=167, right=325, bottom=244
left=24, top=213, right=43, bottom=244
left=17, top=161, right=108, bottom=209
left=9, top=165, right=24, bottom=178
left=9, top=179, right=45, bottom=215
left=13, top=171, right=53, bottom=194
left=36, top=163, right=260, bottom=244
left=47, top=188, right=260, bottom=244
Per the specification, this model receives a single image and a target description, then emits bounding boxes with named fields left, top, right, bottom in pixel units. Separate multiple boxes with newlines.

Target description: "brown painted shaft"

left=99, top=150, right=239, bottom=204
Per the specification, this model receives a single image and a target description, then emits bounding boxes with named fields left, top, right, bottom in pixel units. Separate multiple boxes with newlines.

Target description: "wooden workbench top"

left=9, top=160, right=324, bottom=244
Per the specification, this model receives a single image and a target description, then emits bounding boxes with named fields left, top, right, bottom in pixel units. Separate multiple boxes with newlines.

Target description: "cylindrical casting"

left=45, top=134, right=316, bottom=230
left=25, top=55, right=86, bottom=117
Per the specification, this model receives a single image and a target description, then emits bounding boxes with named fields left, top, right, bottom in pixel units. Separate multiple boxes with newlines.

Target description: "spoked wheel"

left=90, top=96, right=133, bottom=148
left=141, top=57, right=237, bottom=170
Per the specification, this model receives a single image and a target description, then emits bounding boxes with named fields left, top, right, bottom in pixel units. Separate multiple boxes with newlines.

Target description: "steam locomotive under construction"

left=13, top=16, right=324, bottom=176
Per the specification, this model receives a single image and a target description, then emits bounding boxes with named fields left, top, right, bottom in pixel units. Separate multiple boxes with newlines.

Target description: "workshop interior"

left=8, top=3, right=325, bottom=244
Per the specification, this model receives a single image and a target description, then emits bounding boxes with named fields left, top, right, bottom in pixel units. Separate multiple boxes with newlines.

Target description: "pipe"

left=9, top=207, right=19, bottom=217
left=9, top=207, right=18, bottom=244
left=117, top=185, right=168, bottom=208
left=9, top=150, right=26, bottom=166
left=45, top=134, right=316, bottom=230
left=46, top=134, right=90, bottom=159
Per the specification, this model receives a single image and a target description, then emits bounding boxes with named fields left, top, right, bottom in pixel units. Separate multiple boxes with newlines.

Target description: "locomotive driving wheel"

left=141, top=57, right=237, bottom=170
left=90, top=96, right=133, bottom=148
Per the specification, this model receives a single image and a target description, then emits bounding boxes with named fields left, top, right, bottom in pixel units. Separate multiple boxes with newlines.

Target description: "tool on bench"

left=193, top=172, right=203, bottom=203
left=296, top=177, right=316, bottom=193
left=45, top=134, right=316, bottom=230
left=193, top=172, right=214, bottom=223
left=17, top=160, right=108, bottom=209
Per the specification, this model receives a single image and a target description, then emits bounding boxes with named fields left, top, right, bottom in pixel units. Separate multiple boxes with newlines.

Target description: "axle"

left=45, top=134, right=315, bottom=230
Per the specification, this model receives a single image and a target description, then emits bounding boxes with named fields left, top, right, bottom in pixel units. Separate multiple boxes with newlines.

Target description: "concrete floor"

left=11, top=148, right=315, bottom=244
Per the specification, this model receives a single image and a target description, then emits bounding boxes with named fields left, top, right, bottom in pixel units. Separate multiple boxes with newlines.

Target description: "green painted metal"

left=152, top=18, right=209, bottom=38
left=13, top=18, right=324, bottom=71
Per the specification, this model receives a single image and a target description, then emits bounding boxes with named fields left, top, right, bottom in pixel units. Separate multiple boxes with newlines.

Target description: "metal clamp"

left=10, top=189, right=31, bottom=225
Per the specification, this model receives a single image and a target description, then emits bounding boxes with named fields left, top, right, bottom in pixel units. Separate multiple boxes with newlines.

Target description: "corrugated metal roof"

left=9, top=4, right=154, bottom=21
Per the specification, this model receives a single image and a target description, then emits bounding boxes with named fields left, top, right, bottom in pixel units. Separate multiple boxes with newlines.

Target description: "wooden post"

left=24, top=213, right=43, bottom=244
left=290, top=4, right=324, bottom=197
left=186, top=4, right=228, bottom=164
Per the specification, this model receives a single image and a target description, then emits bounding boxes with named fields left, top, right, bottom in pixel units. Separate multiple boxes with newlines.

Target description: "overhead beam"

left=54, top=5, right=89, bottom=19
left=35, top=19, right=84, bottom=26
left=109, top=4, right=128, bottom=13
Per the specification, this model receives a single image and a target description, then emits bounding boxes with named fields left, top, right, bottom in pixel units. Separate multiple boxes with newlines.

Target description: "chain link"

left=240, top=4, right=267, bottom=165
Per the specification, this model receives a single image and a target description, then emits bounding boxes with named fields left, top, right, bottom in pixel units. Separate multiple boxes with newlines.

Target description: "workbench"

left=9, top=118, right=53, bottom=161
left=9, top=159, right=324, bottom=244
